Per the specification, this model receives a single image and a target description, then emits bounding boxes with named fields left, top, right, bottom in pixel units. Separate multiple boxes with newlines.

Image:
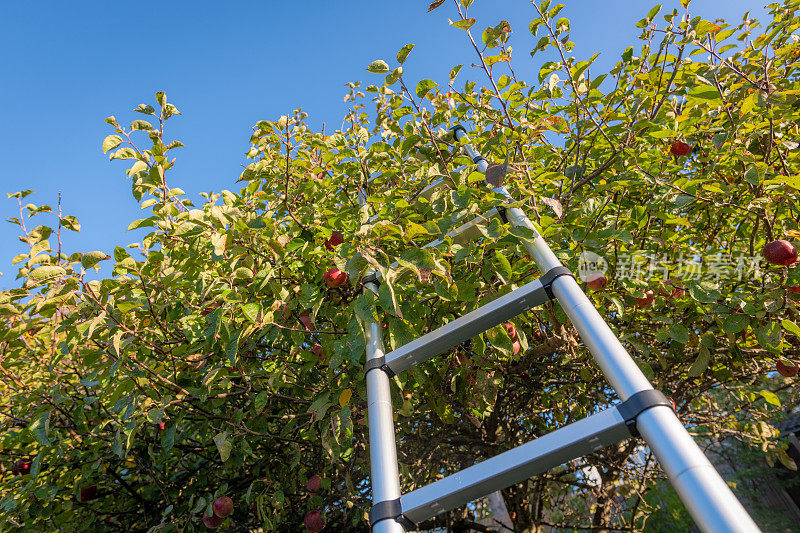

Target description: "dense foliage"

left=3, top=0, right=800, bottom=531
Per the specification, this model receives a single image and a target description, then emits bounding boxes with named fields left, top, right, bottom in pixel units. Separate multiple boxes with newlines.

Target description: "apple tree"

left=2, top=0, right=800, bottom=531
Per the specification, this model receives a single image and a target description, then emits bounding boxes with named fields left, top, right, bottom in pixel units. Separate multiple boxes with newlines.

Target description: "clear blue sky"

left=0, top=1, right=766, bottom=289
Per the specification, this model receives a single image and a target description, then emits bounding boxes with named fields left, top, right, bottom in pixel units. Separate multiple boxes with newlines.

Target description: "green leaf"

left=130, top=120, right=153, bottom=131
left=28, top=265, right=65, bottom=283
left=451, top=18, right=476, bottom=30
left=493, top=250, right=512, bottom=280
left=759, top=390, right=781, bottom=406
left=687, top=84, right=722, bottom=107
left=696, top=20, right=722, bottom=38
left=110, top=147, right=137, bottom=160
left=354, top=292, right=379, bottom=323
left=60, top=215, right=80, bottom=232
left=484, top=54, right=511, bottom=67
left=427, top=0, right=445, bottom=11
left=688, top=282, right=720, bottom=304
left=669, top=324, right=689, bottom=344
left=367, top=60, right=390, bottom=73
left=134, top=104, right=155, bottom=115
left=378, top=277, right=403, bottom=318
left=161, top=424, right=176, bottom=451
left=29, top=410, right=51, bottom=446
left=449, top=64, right=463, bottom=81
left=254, top=391, right=268, bottom=413
left=213, top=431, right=232, bottom=462
left=81, top=251, right=110, bottom=269
left=211, top=232, right=230, bottom=256
left=241, top=303, right=261, bottom=324
left=755, top=322, right=782, bottom=352
left=300, top=283, right=322, bottom=310
left=225, top=331, right=240, bottom=365
left=782, top=319, right=800, bottom=339
left=102, top=135, right=123, bottom=153
left=127, top=218, right=154, bottom=231
left=415, top=79, right=438, bottom=98
left=688, top=347, right=710, bottom=377
left=397, top=44, right=415, bottom=64
left=722, top=314, right=749, bottom=335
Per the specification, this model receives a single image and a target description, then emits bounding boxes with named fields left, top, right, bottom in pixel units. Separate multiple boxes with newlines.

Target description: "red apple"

left=304, top=509, right=325, bottom=532
left=670, top=140, right=692, bottom=157
left=776, top=360, right=799, bottom=377
left=324, top=268, right=348, bottom=288
left=299, top=312, right=314, bottom=330
left=512, top=340, right=522, bottom=356
left=503, top=323, right=518, bottom=340
left=11, top=458, right=31, bottom=476
left=157, top=422, right=166, bottom=431
left=786, top=286, right=800, bottom=294
left=586, top=272, right=608, bottom=291
left=203, top=511, right=223, bottom=529
left=213, top=496, right=234, bottom=518
left=634, top=290, right=655, bottom=308
left=306, top=474, right=322, bottom=493
left=324, top=231, right=344, bottom=251
left=764, top=239, right=798, bottom=266
left=312, top=344, right=323, bottom=359
left=79, top=485, right=98, bottom=502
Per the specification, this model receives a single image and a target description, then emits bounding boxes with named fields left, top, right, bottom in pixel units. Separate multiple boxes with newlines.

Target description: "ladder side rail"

left=364, top=284, right=408, bottom=533
left=400, top=406, right=630, bottom=524
left=451, top=126, right=760, bottom=533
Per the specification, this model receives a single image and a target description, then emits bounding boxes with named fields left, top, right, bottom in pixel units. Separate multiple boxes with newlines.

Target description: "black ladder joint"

left=497, top=205, right=509, bottom=223
left=364, top=356, right=395, bottom=378
left=538, top=266, right=574, bottom=300
left=363, top=273, right=381, bottom=286
left=370, top=499, right=415, bottom=531
left=616, top=389, right=674, bottom=437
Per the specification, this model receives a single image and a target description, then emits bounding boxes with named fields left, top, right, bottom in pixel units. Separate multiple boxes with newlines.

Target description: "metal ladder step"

left=400, top=406, right=629, bottom=524
left=375, top=267, right=571, bottom=376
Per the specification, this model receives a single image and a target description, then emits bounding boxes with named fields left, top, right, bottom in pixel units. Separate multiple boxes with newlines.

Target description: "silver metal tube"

left=452, top=126, right=760, bottom=532
left=364, top=281, right=407, bottom=533
left=638, top=406, right=760, bottom=532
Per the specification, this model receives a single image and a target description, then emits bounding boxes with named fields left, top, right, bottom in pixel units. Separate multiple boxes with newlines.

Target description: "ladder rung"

left=400, top=406, right=629, bottom=525
left=384, top=275, right=550, bottom=375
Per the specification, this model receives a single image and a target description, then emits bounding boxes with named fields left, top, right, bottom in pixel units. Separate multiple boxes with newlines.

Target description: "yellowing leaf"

left=450, top=18, right=476, bottom=30
left=102, top=135, right=123, bottom=153
left=366, top=60, right=390, bottom=74
left=339, top=388, right=352, bottom=407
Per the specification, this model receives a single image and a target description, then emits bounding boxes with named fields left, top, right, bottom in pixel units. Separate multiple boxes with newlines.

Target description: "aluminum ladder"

left=360, top=125, right=761, bottom=533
